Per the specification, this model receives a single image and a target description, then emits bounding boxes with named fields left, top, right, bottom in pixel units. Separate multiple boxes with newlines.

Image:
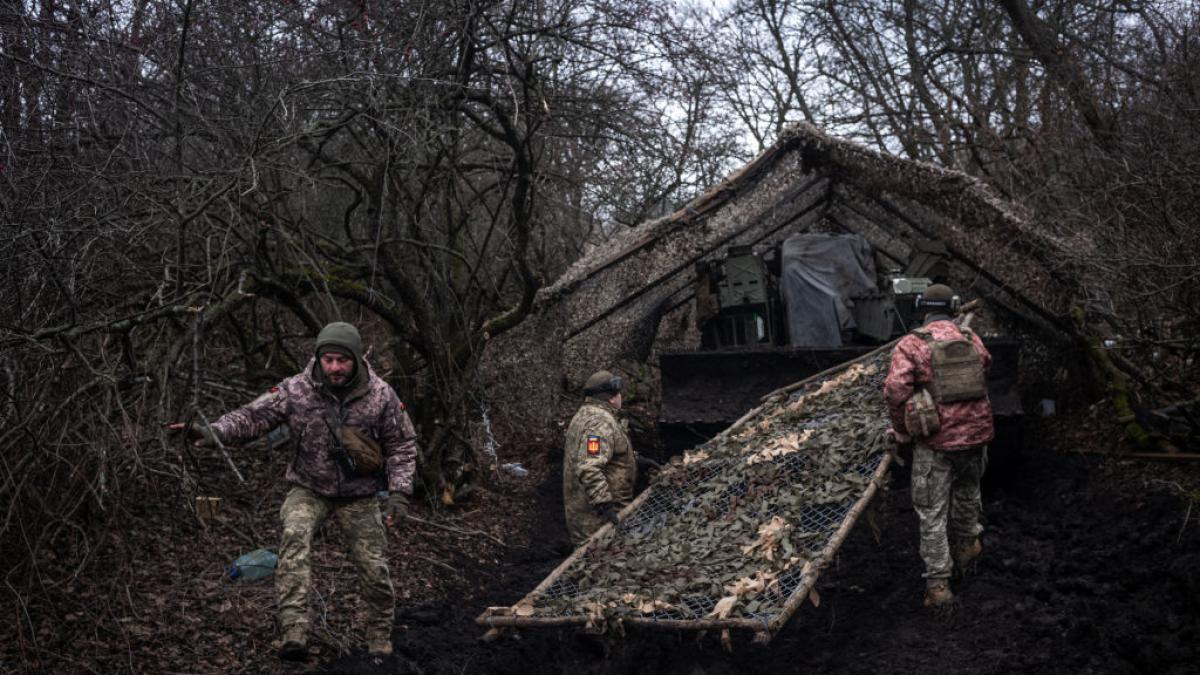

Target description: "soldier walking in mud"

left=170, top=321, right=417, bottom=660
left=562, top=370, right=657, bottom=546
left=883, top=284, right=993, bottom=610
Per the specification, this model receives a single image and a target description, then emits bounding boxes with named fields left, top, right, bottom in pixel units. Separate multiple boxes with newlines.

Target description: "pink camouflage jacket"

left=212, top=359, right=417, bottom=498
left=884, top=318, right=994, bottom=451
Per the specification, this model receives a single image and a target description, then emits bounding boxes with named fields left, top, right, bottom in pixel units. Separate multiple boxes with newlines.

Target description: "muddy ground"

left=5, top=412, right=1198, bottom=674
left=314, top=415, right=1200, bottom=675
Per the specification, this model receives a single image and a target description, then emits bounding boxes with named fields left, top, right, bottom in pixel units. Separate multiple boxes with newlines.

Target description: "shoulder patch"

left=399, top=401, right=406, bottom=411
left=586, top=435, right=602, bottom=456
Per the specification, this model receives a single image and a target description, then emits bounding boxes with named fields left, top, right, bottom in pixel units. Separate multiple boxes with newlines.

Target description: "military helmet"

left=583, top=370, right=623, bottom=397
left=916, top=284, right=959, bottom=312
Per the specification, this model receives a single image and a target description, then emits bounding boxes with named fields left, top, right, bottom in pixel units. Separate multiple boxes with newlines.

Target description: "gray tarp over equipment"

left=781, top=233, right=878, bottom=347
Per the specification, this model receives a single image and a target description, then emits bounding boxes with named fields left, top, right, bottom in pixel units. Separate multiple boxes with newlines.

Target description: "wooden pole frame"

left=474, top=452, right=893, bottom=637
left=475, top=449, right=895, bottom=636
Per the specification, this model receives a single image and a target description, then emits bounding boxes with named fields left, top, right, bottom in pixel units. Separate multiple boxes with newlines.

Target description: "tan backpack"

left=913, top=325, right=987, bottom=403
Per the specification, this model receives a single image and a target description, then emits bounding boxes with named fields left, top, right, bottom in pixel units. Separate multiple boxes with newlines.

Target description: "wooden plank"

left=623, top=616, right=767, bottom=631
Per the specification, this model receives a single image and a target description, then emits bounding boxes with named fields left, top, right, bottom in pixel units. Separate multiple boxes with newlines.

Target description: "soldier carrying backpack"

left=883, top=284, right=994, bottom=611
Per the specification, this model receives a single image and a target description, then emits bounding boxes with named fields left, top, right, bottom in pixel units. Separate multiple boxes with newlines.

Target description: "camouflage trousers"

left=911, top=443, right=987, bottom=580
left=276, top=486, right=394, bottom=634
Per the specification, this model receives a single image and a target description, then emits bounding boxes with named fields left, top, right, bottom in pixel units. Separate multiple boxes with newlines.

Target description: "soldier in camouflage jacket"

left=209, top=346, right=417, bottom=500
left=884, top=284, right=992, bottom=610
left=562, top=370, right=638, bottom=546
left=173, top=321, right=416, bottom=659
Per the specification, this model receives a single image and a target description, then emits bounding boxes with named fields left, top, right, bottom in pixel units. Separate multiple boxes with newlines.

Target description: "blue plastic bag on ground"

left=228, top=548, right=278, bottom=581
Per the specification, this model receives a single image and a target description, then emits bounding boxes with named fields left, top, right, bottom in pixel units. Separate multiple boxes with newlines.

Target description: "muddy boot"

left=954, top=538, right=983, bottom=577
left=278, top=626, right=308, bottom=661
left=923, top=579, right=955, bottom=611
left=367, top=628, right=393, bottom=656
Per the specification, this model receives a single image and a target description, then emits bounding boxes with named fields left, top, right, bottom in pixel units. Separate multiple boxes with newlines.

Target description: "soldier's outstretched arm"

left=209, top=384, right=291, bottom=446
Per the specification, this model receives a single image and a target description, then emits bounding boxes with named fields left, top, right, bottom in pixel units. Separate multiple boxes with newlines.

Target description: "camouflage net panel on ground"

left=488, top=351, right=892, bottom=633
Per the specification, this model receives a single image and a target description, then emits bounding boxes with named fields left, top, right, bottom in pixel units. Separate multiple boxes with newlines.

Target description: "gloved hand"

left=383, top=492, right=409, bottom=527
left=884, top=428, right=909, bottom=467
left=884, top=428, right=898, bottom=450
left=167, top=421, right=221, bottom=448
left=886, top=427, right=911, bottom=447
left=595, top=502, right=620, bottom=526
left=636, top=455, right=662, bottom=473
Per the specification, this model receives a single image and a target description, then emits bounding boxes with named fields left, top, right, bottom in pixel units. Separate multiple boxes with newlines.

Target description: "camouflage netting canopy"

left=478, top=348, right=895, bottom=642
left=476, top=122, right=1074, bottom=451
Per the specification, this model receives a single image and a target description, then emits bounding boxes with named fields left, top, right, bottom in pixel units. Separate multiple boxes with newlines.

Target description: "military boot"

left=923, top=579, right=955, bottom=610
left=955, top=538, right=983, bottom=576
left=278, top=626, right=308, bottom=661
left=366, top=627, right=393, bottom=656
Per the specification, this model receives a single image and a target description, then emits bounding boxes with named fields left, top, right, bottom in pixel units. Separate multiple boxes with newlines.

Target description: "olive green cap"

left=315, top=322, right=363, bottom=362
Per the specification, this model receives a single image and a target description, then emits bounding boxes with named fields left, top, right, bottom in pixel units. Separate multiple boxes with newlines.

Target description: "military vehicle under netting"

left=658, top=233, right=1022, bottom=456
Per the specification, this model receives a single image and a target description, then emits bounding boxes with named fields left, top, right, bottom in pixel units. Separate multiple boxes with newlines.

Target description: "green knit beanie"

left=315, top=322, right=364, bottom=362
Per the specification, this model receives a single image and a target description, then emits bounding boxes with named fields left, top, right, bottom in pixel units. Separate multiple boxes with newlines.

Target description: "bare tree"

left=708, top=0, right=1200, bottom=413
left=0, top=2, right=738, bottom=664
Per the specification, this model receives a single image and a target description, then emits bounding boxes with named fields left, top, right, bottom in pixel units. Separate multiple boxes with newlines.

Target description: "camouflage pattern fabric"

left=911, top=442, right=987, bottom=579
left=884, top=317, right=994, bottom=450
left=562, top=399, right=636, bottom=545
left=276, top=486, right=394, bottom=634
left=212, top=358, right=417, bottom=498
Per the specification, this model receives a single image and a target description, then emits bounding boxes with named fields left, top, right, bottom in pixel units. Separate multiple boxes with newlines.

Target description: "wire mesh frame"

left=477, top=443, right=892, bottom=637
left=539, top=450, right=883, bottom=618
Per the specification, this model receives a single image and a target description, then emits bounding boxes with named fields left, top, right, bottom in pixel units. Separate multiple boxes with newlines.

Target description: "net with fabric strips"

left=497, top=351, right=892, bottom=630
